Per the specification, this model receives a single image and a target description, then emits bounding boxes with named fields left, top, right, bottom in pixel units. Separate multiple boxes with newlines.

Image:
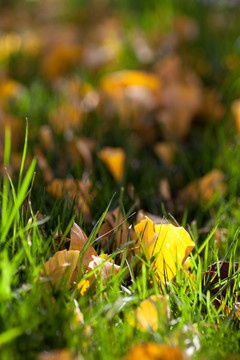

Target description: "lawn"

left=0, top=1, right=240, bottom=359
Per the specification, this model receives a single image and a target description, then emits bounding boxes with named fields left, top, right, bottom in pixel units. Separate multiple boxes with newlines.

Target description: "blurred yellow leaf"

left=231, top=99, right=240, bottom=133
left=98, top=147, right=125, bottom=181
left=127, top=295, right=170, bottom=331
left=178, top=169, right=226, bottom=204
left=134, top=218, right=195, bottom=283
left=101, top=70, right=161, bottom=94
left=123, top=343, right=184, bottom=360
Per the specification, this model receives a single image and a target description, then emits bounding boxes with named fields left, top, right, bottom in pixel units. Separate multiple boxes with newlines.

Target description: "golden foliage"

left=124, top=343, right=185, bottom=360
left=134, top=218, right=195, bottom=283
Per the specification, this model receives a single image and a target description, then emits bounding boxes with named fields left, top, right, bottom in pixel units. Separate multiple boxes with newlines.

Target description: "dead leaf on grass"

left=134, top=218, right=195, bottom=284
left=178, top=169, right=226, bottom=204
left=98, top=147, right=126, bottom=181
left=123, top=343, right=184, bottom=360
left=127, top=295, right=170, bottom=331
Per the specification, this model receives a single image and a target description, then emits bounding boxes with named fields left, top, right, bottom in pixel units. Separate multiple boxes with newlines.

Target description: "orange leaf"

left=123, top=343, right=184, bottom=360
left=98, top=147, right=125, bottom=181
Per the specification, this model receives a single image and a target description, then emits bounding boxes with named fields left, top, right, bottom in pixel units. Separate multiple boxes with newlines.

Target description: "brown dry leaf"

left=154, top=141, right=175, bottom=165
left=46, top=178, right=93, bottom=221
left=87, top=255, right=120, bottom=285
left=155, top=55, right=202, bottom=139
left=39, top=125, right=54, bottom=152
left=123, top=343, right=185, bottom=360
left=134, top=218, right=195, bottom=283
left=67, top=137, right=96, bottom=174
left=178, top=169, right=226, bottom=204
left=127, top=295, right=170, bottom=332
left=34, top=145, right=54, bottom=183
left=231, top=99, right=240, bottom=132
left=42, top=249, right=80, bottom=289
left=37, top=349, right=75, bottom=360
left=41, top=43, right=82, bottom=79
left=136, top=210, right=169, bottom=226
left=98, top=147, right=126, bottom=181
left=70, top=222, right=97, bottom=272
left=159, top=178, right=171, bottom=202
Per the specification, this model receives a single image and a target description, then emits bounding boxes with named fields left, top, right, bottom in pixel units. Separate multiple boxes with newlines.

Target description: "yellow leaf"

left=101, top=70, right=161, bottom=94
left=231, top=99, right=240, bottom=133
left=134, top=218, right=195, bottom=283
left=123, top=343, right=184, bottom=360
left=127, top=295, right=170, bottom=331
left=42, top=250, right=80, bottom=289
left=98, top=147, right=125, bottom=181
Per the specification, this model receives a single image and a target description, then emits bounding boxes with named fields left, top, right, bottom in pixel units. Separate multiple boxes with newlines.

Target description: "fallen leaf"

left=87, top=255, right=120, bottom=285
left=154, top=141, right=175, bottom=166
left=70, top=222, right=97, bottom=272
left=134, top=218, right=195, bottom=283
left=41, top=43, right=82, bottom=79
left=203, top=261, right=239, bottom=298
left=42, top=249, right=80, bottom=289
left=178, top=169, right=226, bottom=204
left=123, top=343, right=184, bottom=360
left=37, top=349, right=75, bottom=360
left=98, top=147, right=125, bottom=181
left=231, top=99, right=240, bottom=132
left=127, top=295, right=170, bottom=331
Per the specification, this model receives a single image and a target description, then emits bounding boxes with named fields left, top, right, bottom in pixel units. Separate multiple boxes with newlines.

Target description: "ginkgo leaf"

left=123, top=343, right=184, bottom=360
left=98, top=147, right=125, bottom=181
left=42, top=249, right=80, bottom=289
left=127, top=295, right=170, bottom=331
left=134, top=218, right=195, bottom=283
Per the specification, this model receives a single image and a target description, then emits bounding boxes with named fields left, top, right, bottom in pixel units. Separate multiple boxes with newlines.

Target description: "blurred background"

left=1, top=0, right=240, bottom=234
